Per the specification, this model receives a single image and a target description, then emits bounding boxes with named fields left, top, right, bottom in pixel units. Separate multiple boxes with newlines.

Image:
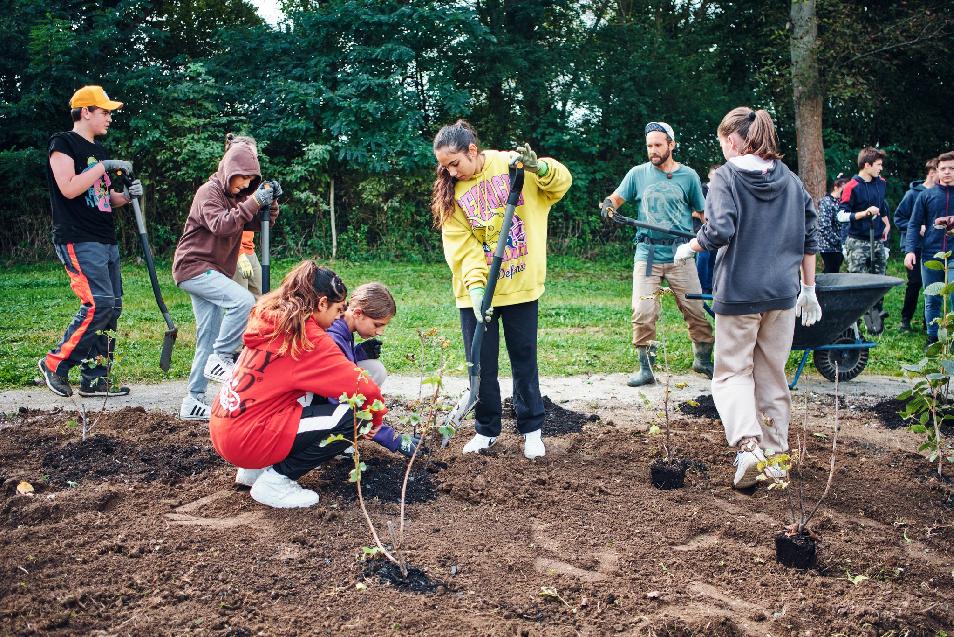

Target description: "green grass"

left=0, top=254, right=926, bottom=389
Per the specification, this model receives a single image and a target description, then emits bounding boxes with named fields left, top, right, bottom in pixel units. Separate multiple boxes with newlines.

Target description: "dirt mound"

left=318, top=452, right=442, bottom=504
left=501, top=395, right=599, bottom=435
left=678, top=393, right=720, bottom=419
left=41, top=434, right=221, bottom=486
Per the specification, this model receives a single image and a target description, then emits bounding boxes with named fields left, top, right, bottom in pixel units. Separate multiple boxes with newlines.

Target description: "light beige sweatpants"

left=712, top=309, right=795, bottom=453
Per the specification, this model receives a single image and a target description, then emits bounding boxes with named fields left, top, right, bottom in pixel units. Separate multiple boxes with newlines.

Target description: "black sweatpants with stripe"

left=273, top=396, right=355, bottom=480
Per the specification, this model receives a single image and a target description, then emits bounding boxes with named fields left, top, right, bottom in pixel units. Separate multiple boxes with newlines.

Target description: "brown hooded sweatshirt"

left=172, top=140, right=277, bottom=283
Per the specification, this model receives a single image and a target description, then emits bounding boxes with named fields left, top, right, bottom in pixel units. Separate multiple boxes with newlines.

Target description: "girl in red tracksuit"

left=209, top=260, right=388, bottom=509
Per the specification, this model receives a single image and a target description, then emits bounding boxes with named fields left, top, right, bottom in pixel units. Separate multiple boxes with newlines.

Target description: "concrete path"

left=1, top=372, right=909, bottom=416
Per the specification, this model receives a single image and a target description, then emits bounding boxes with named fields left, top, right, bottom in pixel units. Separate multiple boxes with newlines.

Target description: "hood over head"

left=214, top=139, right=261, bottom=197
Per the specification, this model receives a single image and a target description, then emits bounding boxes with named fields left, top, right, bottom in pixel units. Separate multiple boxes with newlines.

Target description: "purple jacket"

left=326, top=318, right=371, bottom=363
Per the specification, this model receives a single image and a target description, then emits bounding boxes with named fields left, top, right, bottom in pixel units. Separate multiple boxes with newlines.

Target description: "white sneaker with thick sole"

left=462, top=433, right=497, bottom=454
left=203, top=353, right=235, bottom=383
left=179, top=395, right=211, bottom=421
left=235, top=468, right=265, bottom=487
left=733, top=443, right=767, bottom=489
left=523, top=430, right=546, bottom=460
left=249, top=467, right=320, bottom=508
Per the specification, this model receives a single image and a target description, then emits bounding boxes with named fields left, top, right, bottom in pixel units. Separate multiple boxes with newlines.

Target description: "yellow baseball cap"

left=69, top=86, right=123, bottom=111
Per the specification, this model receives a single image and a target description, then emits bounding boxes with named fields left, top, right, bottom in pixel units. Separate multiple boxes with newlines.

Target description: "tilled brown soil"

left=0, top=396, right=952, bottom=636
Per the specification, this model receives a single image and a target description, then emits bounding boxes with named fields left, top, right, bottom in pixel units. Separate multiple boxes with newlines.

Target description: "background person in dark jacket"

left=837, top=146, right=892, bottom=333
left=676, top=107, right=819, bottom=490
left=904, top=151, right=954, bottom=345
left=894, top=157, right=938, bottom=332
left=816, top=174, right=849, bottom=273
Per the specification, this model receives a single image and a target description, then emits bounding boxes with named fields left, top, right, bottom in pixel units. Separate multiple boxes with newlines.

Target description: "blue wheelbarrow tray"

left=792, top=273, right=903, bottom=349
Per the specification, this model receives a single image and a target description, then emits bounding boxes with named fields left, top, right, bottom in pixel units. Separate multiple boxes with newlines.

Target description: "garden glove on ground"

left=128, top=179, right=143, bottom=197
left=600, top=197, right=615, bottom=220
left=469, top=286, right=493, bottom=323
left=512, top=143, right=548, bottom=177
left=101, top=160, right=132, bottom=174
left=358, top=338, right=382, bottom=360
left=252, top=183, right=274, bottom=208
left=674, top=242, right=695, bottom=262
left=795, top=283, right=822, bottom=326
left=237, top=254, right=253, bottom=278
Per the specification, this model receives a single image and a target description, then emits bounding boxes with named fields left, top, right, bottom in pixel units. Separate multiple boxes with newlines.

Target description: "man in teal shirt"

left=601, top=121, right=714, bottom=387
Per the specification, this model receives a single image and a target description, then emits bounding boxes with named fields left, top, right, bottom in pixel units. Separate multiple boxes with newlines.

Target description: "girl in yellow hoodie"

left=431, top=119, right=572, bottom=459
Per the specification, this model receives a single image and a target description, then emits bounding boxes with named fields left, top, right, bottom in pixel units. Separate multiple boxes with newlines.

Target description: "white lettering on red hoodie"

left=209, top=307, right=387, bottom=469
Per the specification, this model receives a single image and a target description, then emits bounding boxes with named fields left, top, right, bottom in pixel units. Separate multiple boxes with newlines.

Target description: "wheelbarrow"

left=689, top=273, right=903, bottom=389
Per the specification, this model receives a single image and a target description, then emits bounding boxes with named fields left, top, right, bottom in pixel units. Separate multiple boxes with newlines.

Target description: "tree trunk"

left=329, top=177, right=337, bottom=260
left=790, top=0, right=826, bottom=202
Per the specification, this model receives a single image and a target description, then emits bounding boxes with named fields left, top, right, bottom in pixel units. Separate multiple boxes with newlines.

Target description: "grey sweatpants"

left=179, top=270, right=255, bottom=398
left=712, top=309, right=795, bottom=453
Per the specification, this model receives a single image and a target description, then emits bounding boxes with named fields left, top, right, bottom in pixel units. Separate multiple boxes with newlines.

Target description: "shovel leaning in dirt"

left=441, top=162, right=526, bottom=447
left=114, top=167, right=177, bottom=371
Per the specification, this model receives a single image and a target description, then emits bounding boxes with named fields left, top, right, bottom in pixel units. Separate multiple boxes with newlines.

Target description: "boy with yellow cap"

left=39, top=85, right=141, bottom=398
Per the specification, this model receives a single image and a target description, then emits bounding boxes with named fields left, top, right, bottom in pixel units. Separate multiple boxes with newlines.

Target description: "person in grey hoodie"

left=675, top=107, right=820, bottom=489
left=172, top=134, right=279, bottom=421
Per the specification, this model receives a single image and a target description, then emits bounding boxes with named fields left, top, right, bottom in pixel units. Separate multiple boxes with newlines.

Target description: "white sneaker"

left=249, top=467, right=320, bottom=508
left=179, top=395, right=211, bottom=421
left=523, top=430, right=546, bottom=459
left=462, top=433, right=497, bottom=454
left=235, top=468, right=264, bottom=487
left=203, top=353, right=235, bottom=383
left=733, top=443, right=767, bottom=489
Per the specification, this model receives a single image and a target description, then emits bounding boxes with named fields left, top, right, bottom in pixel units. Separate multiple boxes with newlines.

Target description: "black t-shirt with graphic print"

left=47, top=131, right=117, bottom=245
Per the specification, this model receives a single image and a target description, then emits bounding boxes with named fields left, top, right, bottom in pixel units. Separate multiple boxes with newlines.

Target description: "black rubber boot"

left=627, top=346, right=656, bottom=387
left=691, top=341, right=714, bottom=379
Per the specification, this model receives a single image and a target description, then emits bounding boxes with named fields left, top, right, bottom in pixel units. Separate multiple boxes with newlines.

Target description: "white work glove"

left=128, top=179, right=143, bottom=197
left=468, top=286, right=493, bottom=323
left=237, top=253, right=253, bottom=279
left=674, top=242, right=695, bottom=262
left=795, top=283, right=822, bottom=327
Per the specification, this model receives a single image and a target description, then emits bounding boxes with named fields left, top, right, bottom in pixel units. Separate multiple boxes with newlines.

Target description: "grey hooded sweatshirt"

left=696, top=159, right=818, bottom=315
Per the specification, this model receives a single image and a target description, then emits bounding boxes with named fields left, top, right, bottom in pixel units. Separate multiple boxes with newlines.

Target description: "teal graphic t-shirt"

left=616, top=163, right=705, bottom=264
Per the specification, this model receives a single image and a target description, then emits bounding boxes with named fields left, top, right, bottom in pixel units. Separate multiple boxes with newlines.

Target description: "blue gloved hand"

left=371, top=425, right=421, bottom=458
left=251, top=183, right=275, bottom=208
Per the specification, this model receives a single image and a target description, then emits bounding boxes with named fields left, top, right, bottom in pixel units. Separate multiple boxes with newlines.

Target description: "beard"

left=650, top=148, right=671, bottom=165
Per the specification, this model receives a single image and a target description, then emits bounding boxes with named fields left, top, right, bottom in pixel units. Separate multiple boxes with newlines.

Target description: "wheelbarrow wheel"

left=813, top=332, right=868, bottom=382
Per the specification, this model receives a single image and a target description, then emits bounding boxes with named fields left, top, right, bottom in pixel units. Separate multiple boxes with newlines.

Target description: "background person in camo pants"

left=838, top=146, right=892, bottom=334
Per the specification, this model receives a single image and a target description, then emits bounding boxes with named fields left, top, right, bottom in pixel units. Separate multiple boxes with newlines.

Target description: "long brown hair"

left=717, top=107, right=782, bottom=160
left=256, top=260, right=347, bottom=358
left=430, top=119, right=479, bottom=228
left=349, top=282, right=396, bottom=319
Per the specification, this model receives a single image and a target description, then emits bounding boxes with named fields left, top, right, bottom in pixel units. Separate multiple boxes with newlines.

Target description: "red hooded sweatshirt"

left=209, top=307, right=387, bottom=469
left=172, top=139, right=277, bottom=283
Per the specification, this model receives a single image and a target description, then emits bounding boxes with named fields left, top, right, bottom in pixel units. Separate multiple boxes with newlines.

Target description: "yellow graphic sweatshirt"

left=442, top=150, right=572, bottom=308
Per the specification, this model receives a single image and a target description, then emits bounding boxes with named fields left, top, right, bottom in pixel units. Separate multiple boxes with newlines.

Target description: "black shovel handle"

left=606, top=211, right=695, bottom=240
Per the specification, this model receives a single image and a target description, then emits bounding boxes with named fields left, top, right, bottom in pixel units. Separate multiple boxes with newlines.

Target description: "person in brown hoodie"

left=172, top=134, right=279, bottom=421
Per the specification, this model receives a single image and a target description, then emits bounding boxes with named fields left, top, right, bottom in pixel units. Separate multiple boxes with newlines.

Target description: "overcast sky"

left=248, top=0, right=284, bottom=25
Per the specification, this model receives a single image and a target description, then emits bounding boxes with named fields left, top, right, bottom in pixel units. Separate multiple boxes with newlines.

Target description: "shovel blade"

left=160, top=328, right=178, bottom=372
left=440, top=388, right=477, bottom=447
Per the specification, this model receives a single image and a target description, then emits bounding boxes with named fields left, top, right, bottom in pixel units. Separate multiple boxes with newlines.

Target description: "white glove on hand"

left=468, top=286, right=493, bottom=323
left=237, top=254, right=253, bottom=279
left=674, top=242, right=695, bottom=262
left=795, top=283, right=822, bottom=327
left=128, top=179, right=143, bottom=198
